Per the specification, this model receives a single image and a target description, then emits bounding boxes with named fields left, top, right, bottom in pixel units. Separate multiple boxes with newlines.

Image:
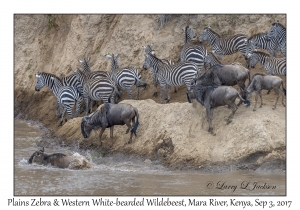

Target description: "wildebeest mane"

left=252, top=73, right=266, bottom=79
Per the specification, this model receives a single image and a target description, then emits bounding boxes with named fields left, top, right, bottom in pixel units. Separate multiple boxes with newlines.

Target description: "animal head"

left=105, top=53, right=119, bottom=71
left=78, top=57, right=91, bottom=73
left=142, top=44, right=154, bottom=54
left=143, top=53, right=153, bottom=70
left=199, top=26, right=213, bottom=43
left=81, top=116, right=93, bottom=138
left=267, top=20, right=283, bottom=40
left=28, top=147, right=45, bottom=164
left=35, top=72, right=45, bottom=91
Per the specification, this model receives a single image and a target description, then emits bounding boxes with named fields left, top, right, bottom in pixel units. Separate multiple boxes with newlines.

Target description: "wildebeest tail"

left=131, top=108, right=139, bottom=136
left=238, top=93, right=251, bottom=107
left=281, top=81, right=286, bottom=95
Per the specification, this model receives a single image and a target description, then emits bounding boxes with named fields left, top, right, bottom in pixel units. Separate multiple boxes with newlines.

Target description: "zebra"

left=143, top=51, right=201, bottom=104
left=142, top=44, right=176, bottom=97
left=199, top=26, right=248, bottom=64
left=180, top=26, right=207, bottom=72
left=78, top=57, right=91, bottom=73
left=78, top=57, right=111, bottom=79
left=75, top=69, right=121, bottom=116
left=247, top=50, right=286, bottom=76
left=35, top=72, right=82, bottom=126
left=245, top=32, right=280, bottom=58
left=267, top=20, right=286, bottom=57
left=105, top=53, right=147, bottom=100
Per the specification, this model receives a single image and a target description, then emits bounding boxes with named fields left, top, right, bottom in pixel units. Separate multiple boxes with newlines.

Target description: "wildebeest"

left=187, top=85, right=250, bottom=135
left=194, top=64, right=251, bottom=105
left=28, top=147, right=92, bottom=169
left=242, top=73, right=286, bottom=111
left=81, top=103, right=139, bottom=147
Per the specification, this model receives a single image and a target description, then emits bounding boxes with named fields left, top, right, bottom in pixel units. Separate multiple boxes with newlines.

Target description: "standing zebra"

left=143, top=51, right=201, bottom=103
left=245, top=32, right=280, bottom=58
left=267, top=21, right=286, bottom=57
left=105, top=53, right=147, bottom=100
left=142, top=44, right=175, bottom=97
left=75, top=69, right=120, bottom=116
left=35, top=72, right=82, bottom=126
left=199, top=26, right=248, bottom=63
left=247, top=51, right=286, bottom=76
left=180, top=26, right=207, bottom=72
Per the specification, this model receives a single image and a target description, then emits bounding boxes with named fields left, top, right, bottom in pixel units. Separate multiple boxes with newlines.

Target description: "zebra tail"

left=131, top=108, right=139, bottom=136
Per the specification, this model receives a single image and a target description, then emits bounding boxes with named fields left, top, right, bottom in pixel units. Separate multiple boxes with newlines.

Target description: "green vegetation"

left=28, top=74, right=33, bottom=79
left=25, top=59, right=32, bottom=71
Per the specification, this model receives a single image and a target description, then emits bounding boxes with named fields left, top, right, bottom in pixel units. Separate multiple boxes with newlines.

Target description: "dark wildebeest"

left=28, top=147, right=92, bottom=169
left=187, top=85, right=250, bottom=135
left=194, top=63, right=251, bottom=105
left=81, top=103, right=139, bottom=147
left=242, top=73, right=286, bottom=111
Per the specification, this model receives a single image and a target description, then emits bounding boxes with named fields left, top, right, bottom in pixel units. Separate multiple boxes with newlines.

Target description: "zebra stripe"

left=143, top=51, right=200, bottom=103
left=246, top=32, right=279, bottom=57
left=78, top=57, right=91, bottom=73
left=199, top=26, right=248, bottom=61
left=75, top=69, right=120, bottom=116
left=248, top=51, right=286, bottom=75
left=180, top=26, right=207, bottom=71
left=267, top=21, right=286, bottom=57
left=35, top=72, right=82, bottom=125
left=105, top=53, right=147, bottom=100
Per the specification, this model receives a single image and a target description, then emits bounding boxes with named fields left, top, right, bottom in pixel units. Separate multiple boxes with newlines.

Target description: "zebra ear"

left=150, top=43, right=154, bottom=48
left=208, top=25, right=211, bottom=29
left=78, top=60, right=83, bottom=63
left=105, top=54, right=112, bottom=59
left=115, top=54, right=119, bottom=58
left=150, top=51, right=155, bottom=55
left=35, top=74, right=40, bottom=78
left=87, top=57, right=90, bottom=62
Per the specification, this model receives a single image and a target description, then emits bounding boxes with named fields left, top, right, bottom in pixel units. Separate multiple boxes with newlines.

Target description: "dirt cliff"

left=14, top=14, right=286, bottom=172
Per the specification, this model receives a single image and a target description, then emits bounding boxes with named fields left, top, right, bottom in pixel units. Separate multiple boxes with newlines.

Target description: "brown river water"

left=14, top=120, right=286, bottom=196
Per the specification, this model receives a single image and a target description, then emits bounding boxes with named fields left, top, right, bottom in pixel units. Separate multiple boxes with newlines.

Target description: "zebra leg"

left=127, top=88, right=133, bottom=100
left=59, top=107, right=67, bottom=127
left=166, top=85, right=171, bottom=103
left=136, top=84, right=140, bottom=100
left=160, top=84, right=165, bottom=104
left=152, top=74, right=158, bottom=97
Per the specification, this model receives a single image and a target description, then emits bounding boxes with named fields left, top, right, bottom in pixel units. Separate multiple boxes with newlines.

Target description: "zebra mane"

left=252, top=73, right=266, bottom=79
left=252, top=50, right=270, bottom=57
left=248, top=32, right=267, bottom=40
left=272, top=22, right=286, bottom=29
left=39, top=72, right=62, bottom=81
left=203, top=26, right=220, bottom=38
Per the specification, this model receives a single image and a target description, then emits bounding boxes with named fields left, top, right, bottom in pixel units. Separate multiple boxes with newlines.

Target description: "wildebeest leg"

left=273, top=88, right=280, bottom=110
left=237, top=84, right=246, bottom=106
left=109, top=126, right=114, bottom=147
left=124, top=118, right=133, bottom=143
left=98, top=127, right=106, bottom=146
left=206, top=108, right=215, bottom=135
left=258, top=90, right=263, bottom=108
left=253, top=91, right=259, bottom=111
left=280, top=89, right=286, bottom=107
left=226, top=99, right=238, bottom=125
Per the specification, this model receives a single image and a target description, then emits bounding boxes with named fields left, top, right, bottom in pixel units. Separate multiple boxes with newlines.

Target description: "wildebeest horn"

left=82, top=116, right=88, bottom=122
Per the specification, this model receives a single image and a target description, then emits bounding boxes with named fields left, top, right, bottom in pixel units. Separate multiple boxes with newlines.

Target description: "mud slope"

left=14, top=14, right=286, bottom=171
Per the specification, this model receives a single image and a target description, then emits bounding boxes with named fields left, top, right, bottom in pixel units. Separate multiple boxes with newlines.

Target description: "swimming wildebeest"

left=28, top=147, right=92, bottom=169
left=81, top=103, right=139, bottom=147
left=194, top=64, right=251, bottom=105
left=242, top=73, right=286, bottom=111
left=187, top=85, right=250, bottom=135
